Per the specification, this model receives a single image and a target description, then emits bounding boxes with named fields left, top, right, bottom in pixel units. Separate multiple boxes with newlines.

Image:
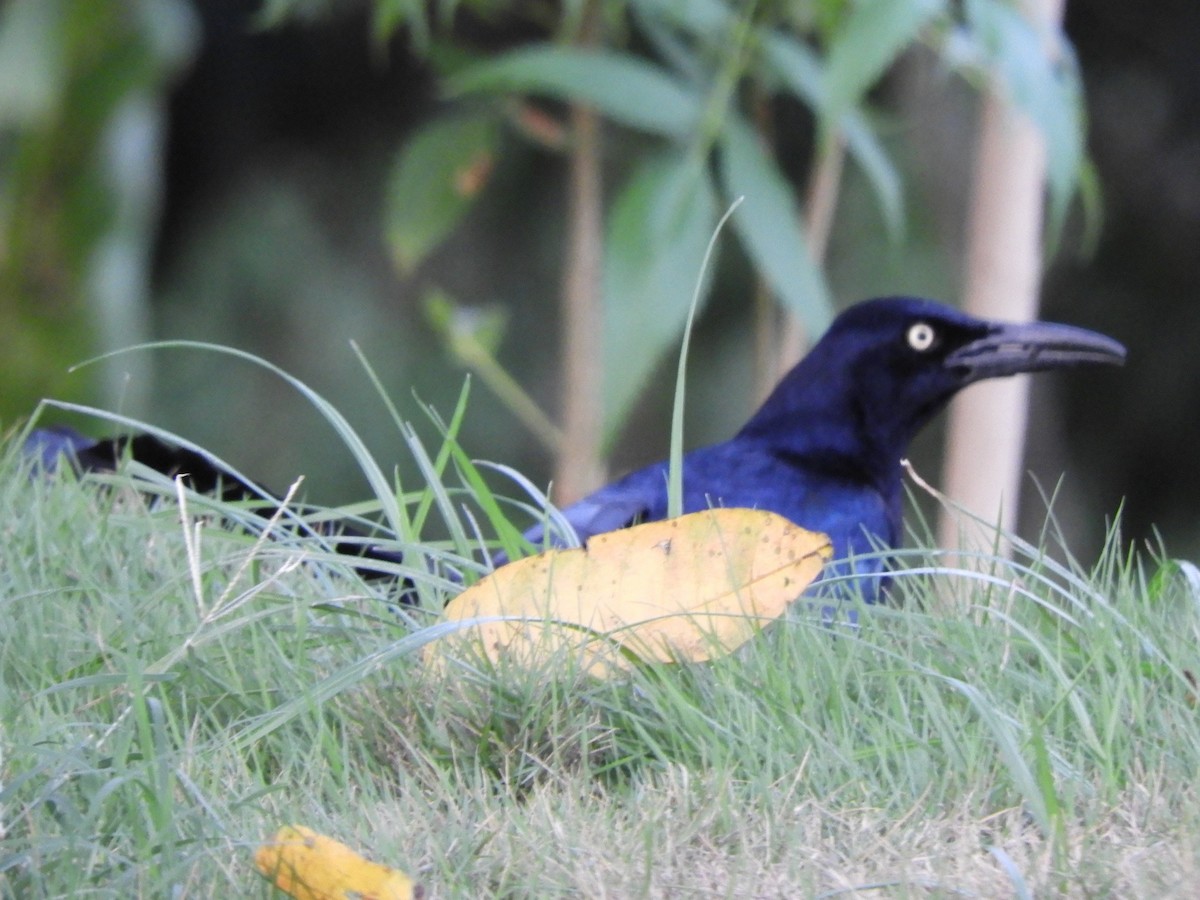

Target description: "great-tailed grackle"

left=24, top=297, right=1125, bottom=604
left=523, top=297, right=1126, bottom=602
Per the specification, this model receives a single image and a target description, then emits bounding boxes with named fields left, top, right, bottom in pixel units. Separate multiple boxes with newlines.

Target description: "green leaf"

left=449, top=47, right=702, bottom=138
left=763, top=34, right=905, bottom=236
left=718, top=116, right=832, bottom=336
left=958, top=0, right=1085, bottom=239
left=637, top=2, right=904, bottom=236
left=385, top=112, right=499, bottom=273
left=631, top=0, right=736, bottom=40
left=761, top=32, right=825, bottom=109
left=824, top=0, right=946, bottom=122
left=602, top=154, right=717, bottom=444
left=840, top=109, right=904, bottom=236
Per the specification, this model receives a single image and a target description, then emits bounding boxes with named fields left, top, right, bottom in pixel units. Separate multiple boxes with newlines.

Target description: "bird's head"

left=740, top=296, right=1126, bottom=470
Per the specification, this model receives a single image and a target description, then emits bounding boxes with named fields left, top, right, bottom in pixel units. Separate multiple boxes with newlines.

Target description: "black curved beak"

left=945, top=319, right=1127, bottom=383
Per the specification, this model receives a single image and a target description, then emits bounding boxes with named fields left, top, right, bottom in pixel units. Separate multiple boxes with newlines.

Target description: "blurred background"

left=0, top=1, right=1193, bottom=560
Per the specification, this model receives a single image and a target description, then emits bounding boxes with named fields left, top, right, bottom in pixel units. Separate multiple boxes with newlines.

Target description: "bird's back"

left=541, top=436, right=898, bottom=603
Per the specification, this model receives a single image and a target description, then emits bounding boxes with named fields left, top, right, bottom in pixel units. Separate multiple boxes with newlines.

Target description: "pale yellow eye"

left=907, top=322, right=936, bottom=352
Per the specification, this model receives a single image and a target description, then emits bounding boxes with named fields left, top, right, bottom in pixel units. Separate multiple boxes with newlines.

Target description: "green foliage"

left=822, top=0, right=946, bottom=124
left=0, top=0, right=1094, bottom=505
left=375, top=0, right=1090, bottom=469
left=946, top=0, right=1086, bottom=237
left=450, top=47, right=704, bottom=139
left=423, top=290, right=564, bottom=453
left=718, top=115, right=830, bottom=335
left=600, top=153, right=717, bottom=442
left=0, top=0, right=195, bottom=423
left=386, top=113, right=501, bottom=274
left=760, top=32, right=905, bottom=234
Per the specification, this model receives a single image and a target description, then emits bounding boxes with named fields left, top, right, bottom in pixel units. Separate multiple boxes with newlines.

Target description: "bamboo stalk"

left=938, top=0, right=1067, bottom=552
left=554, top=2, right=605, bottom=505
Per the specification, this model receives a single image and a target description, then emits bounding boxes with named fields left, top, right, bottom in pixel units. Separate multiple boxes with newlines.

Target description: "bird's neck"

left=736, top=384, right=910, bottom=504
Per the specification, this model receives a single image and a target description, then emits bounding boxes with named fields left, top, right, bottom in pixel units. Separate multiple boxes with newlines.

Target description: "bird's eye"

left=907, top=322, right=937, bottom=352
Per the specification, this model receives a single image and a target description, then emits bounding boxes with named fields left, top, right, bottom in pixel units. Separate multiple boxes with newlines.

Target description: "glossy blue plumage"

left=529, top=297, right=1126, bottom=605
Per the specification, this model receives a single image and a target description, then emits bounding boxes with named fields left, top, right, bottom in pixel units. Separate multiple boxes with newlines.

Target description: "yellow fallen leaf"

left=426, top=508, right=831, bottom=676
left=254, top=825, right=419, bottom=900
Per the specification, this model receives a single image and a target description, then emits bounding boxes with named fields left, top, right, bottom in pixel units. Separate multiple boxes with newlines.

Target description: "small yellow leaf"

left=254, top=825, right=419, bottom=900
left=426, top=508, right=831, bottom=676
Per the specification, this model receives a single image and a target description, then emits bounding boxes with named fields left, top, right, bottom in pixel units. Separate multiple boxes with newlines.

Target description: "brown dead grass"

left=344, top=765, right=1199, bottom=898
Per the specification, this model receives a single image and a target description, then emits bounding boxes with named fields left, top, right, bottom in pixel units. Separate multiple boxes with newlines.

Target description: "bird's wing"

left=23, top=426, right=98, bottom=469
left=522, top=467, right=665, bottom=550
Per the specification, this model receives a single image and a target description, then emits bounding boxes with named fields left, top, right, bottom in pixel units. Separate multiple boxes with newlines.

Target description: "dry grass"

left=257, top=766, right=1199, bottom=898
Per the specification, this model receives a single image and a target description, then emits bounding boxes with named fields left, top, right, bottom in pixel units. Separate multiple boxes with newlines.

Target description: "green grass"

left=5, top=383, right=1200, bottom=898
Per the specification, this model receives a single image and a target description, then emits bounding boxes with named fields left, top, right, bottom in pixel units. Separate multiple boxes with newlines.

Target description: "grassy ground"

left=4, top=426, right=1200, bottom=898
